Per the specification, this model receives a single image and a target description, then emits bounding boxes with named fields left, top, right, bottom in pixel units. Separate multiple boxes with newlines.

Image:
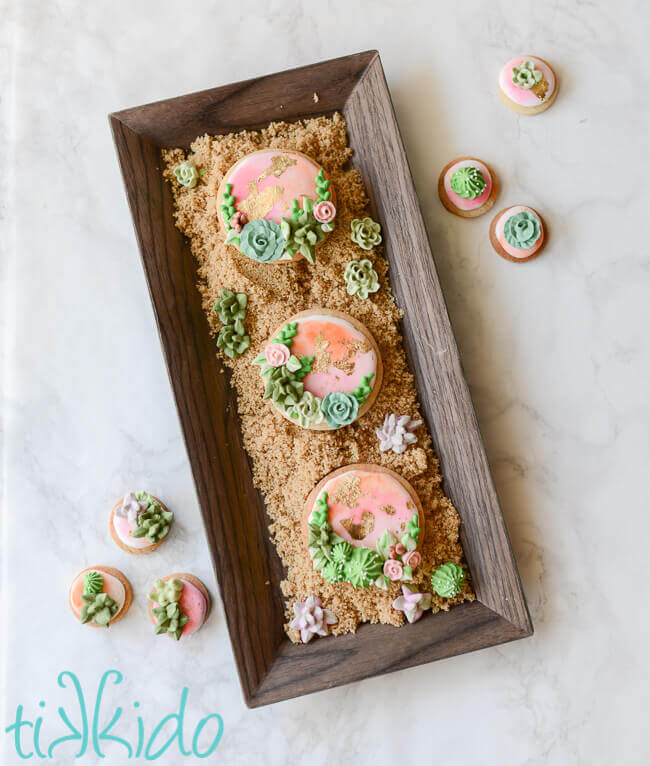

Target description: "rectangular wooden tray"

left=110, top=50, right=532, bottom=708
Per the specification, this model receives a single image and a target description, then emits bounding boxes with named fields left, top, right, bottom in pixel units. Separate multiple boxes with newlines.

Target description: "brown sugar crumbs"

left=161, top=113, right=473, bottom=641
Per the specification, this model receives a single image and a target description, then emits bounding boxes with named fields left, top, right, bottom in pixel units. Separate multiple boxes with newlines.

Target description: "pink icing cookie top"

left=220, top=150, right=328, bottom=226
left=69, top=570, right=126, bottom=620
left=112, top=511, right=152, bottom=550
left=313, top=469, right=420, bottom=549
left=443, top=159, right=492, bottom=211
left=290, top=314, right=378, bottom=399
left=499, top=56, right=555, bottom=107
left=178, top=579, right=207, bottom=638
left=495, top=205, right=544, bottom=259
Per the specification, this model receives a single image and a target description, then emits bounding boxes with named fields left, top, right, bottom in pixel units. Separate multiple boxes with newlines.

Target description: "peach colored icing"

left=313, top=469, right=419, bottom=549
left=289, top=315, right=377, bottom=399
left=178, top=579, right=207, bottom=637
left=443, top=159, right=492, bottom=211
left=495, top=205, right=544, bottom=259
left=499, top=56, right=555, bottom=107
left=220, top=150, right=326, bottom=226
left=69, top=570, right=126, bottom=621
left=112, top=512, right=152, bottom=550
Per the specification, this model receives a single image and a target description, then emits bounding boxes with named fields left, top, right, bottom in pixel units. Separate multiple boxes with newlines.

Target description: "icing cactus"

left=344, top=259, right=380, bottom=299
left=274, top=322, right=298, bottom=346
left=430, top=562, right=466, bottom=598
left=174, top=160, right=199, bottom=189
left=350, top=217, right=382, bottom=250
left=220, top=183, right=236, bottom=228
left=314, top=168, right=331, bottom=202
left=83, top=571, right=104, bottom=595
left=450, top=166, right=486, bottom=200
left=344, top=547, right=383, bottom=588
left=352, top=373, right=375, bottom=404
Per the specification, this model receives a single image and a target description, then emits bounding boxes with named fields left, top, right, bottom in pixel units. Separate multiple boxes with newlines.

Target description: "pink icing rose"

left=395, top=542, right=406, bottom=557
left=383, top=558, right=404, bottom=582
left=403, top=550, right=421, bottom=570
left=313, top=200, right=336, bottom=224
left=265, top=342, right=291, bottom=368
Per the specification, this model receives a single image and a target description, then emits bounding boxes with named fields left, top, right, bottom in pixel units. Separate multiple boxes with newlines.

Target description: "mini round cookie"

left=147, top=574, right=211, bottom=641
left=217, top=149, right=337, bottom=265
left=303, top=464, right=425, bottom=588
left=69, top=566, right=132, bottom=628
left=253, top=309, right=382, bottom=431
left=499, top=56, right=558, bottom=115
left=438, top=157, right=499, bottom=218
left=109, top=491, right=173, bottom=554
left=490, top=205, right=547, bottom=263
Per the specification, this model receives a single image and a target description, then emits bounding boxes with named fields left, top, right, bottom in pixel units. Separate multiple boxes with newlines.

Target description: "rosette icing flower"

left=402, top=550, right=421, bottom=570
left=383, top=558, right=404, bottom=582
left=376, top=413, right=422, bottom=454
left=239, top=219, right=286, bottom=263
left=430, top=562, right=466, bottom=598
left=313, top=200, right=336, bottom=224
left=321, top=391, right=360, bottom=428
left=288, top=391, right=325, bottom=428
left=344, top=547, right=383, bottom=588
left=344, top=259, right=380, bottom=300
left=450, top=166, right=487, bottom=200
left=504, top=210, right=541, bottom=250
left=289, top=595, right=337, bottom=643
left=392, top=585, right=432, bottom=624
left=350, top=217, right=382, bottom=250
left=174, top=160, right=199, bottom=188
left=265, top=342, right=291, bottom=368
left=512, top=59, right=543, bottom=89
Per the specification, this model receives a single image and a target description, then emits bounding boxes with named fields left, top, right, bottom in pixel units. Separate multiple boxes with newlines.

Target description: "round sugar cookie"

left=109, top=492, right=173, bottom=554
left=217, top=149, right=337, bottom=264
left=69, top=566, right=132, bottom=628
left=499, top=56, right=558, bottom=115
left=438, top=157, right=499, bottom=218
left=148, top=574, right=211, bottom=640
left=254, top=309, right=382, bottom=431
left=302, top=464, right=425, bottom=588
left=489, top=205, right=547, bottom=262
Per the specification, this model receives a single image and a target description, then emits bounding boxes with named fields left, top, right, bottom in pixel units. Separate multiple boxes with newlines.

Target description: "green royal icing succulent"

left=213, top=289, right=247, bottom=324
left=315, top=168, right=331, bottom=201
left=131, top=499, right=174, bottom=544
left=350, top=217, right=382, bottom=250
left=401, top=513, right=421, bottom=551
left=174, top=160, right=199, bottom=189
left=312, top=492, right=329, bottom=527
left=450, top=166, right=486, bottom=200
left=238, top=219, right=286, bottom=263
left=83, top=570, right=104, bottom=595
left=321, top=392, right=359, bottom=429
left=263, top=366, right=304, bottom=410
left=512, top=59, right=543, bottom=89
left=288, top=391, right=324, bottom=427
left=344, top=547, right=383, bottom=588
left=430, top=562, right=466, bottom=598
left=149, top=579, right=189, bottom=641
left=80, top=592, right=119, bottom=627
left=220, top=183, right=236, bottom=227
left=352, top=373, right=375, bottom=404
left=217, top=322, right=250, bottom=358
left=274, top=322, right=298, bottom=346
left=344, top=259, right=380, bottom=299
left=280, top=197, right=325, bottom=264
left=503, top=210, right=541, bottom=250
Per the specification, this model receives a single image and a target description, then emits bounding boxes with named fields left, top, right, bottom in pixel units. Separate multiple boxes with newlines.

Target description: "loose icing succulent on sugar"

left=350, top=217, right=382, bottom=250
left=430, top=562, right=466, bottom=598
left=174, top=160, right=199, bottom=189
left=450, top=166, right=486, bottom=200
left=376, top=413, right=422, bottom=454
left=504, top=210, right=541, bottom=250
left=392, top=585, right=432, bottom=624
left=289, top=595, right=337, bottom=644
left=344, top=259, right=380, bottom=299
left=213, top=290, right=247, bottom=324
left=213, top=289, right=250, bottom=359
left=149, top=578, right=189, bottom=641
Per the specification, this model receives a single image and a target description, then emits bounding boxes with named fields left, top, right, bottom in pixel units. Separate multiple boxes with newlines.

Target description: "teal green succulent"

left=504, top=211, right=541, bottom=250
left=430, top=562, right=466, bottom=598
left=213, top=289, right=247, bottom=324
left=512, top=59, right=543, bottom=89
left=280, top=197, right=325, bottom=264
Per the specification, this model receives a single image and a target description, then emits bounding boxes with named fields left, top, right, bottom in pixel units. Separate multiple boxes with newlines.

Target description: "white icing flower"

left=376, top=414, right=422, bottom=454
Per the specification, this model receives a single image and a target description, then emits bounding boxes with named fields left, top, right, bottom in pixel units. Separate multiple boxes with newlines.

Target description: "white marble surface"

left=2, top=1, right=649, bottom=763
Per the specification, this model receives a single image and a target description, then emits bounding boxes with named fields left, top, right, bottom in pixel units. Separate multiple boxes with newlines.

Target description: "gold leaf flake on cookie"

left=340, top=511, right=375, bottom=540
left=532, top=78, right=550, bottom=100
left=238, top=181, right=284, bottom=220
left=332, top=474, right=362, bottom=508
left=257, top=153, right=298, bottom=181
left=380, top=504, right=396, bottom=516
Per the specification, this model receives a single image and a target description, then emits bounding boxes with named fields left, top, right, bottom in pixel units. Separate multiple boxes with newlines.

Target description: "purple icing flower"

left=289, top=595, right=337, bottom=643
left=392, top=585, right=432, bottom=624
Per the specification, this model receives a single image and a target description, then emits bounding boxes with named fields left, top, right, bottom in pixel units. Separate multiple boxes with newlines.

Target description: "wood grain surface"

left=110, top=50, right=532, bottom=708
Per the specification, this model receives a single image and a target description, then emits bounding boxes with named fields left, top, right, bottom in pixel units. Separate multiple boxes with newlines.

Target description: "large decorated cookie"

left=489, top=205, right=547, bottom=262
left=148, top=573, right=210, bottom=641
left=499, top=56, right=558, bottom=115
left=69, top=566, right=132, bottom=628
left=109, top=491, right=174, bottom=554
left=438, top=156, right=499, bottom=218
left=302, top=464, right=424, bottom=588
left=253, top=310, right=382, bottom=430
left=216, top=150, right=336, bottom=264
